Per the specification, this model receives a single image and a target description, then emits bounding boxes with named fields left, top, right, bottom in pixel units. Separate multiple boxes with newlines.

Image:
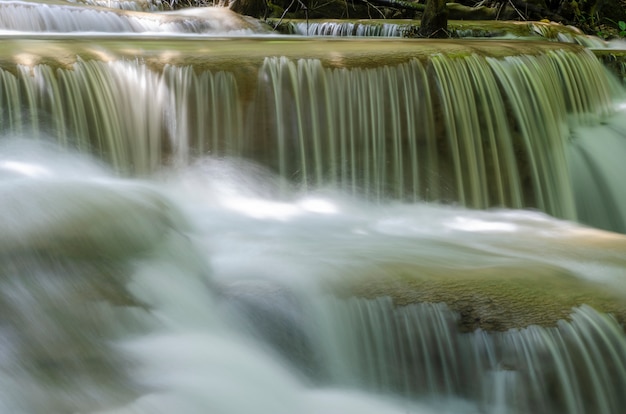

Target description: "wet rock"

left=334, top=228, right=626, bottom=332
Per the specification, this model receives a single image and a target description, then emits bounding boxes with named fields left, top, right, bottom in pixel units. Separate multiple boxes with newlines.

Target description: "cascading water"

left=275, top=18, right=607, bottom=47
left=1, top=2, right=626, bottom=414
left=0, top=38, right=621, bottom=222
left=67, top=0, right=164, bottom=11
left=0, top=0, right=269, bottom=34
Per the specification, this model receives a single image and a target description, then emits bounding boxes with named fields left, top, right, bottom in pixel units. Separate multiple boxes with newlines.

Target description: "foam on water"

left=1, top=127, right=625, bottom=413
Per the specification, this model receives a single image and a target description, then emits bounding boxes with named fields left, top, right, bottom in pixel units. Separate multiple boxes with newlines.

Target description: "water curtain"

left=0, top=41, right=617, bottom=221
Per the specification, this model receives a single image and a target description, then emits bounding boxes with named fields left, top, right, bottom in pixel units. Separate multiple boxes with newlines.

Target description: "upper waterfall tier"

left=271, top=19, right=605, bottom=47
left=0, top=0, right=270, bottom=34
left=0, top=37, right=624, bottom=231
left=63, top=0, right=163, bottom=11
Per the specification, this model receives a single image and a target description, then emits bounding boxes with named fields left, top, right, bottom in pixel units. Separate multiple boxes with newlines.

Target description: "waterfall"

left=568, top=114, right=626, bottom=233
left=68, top=0, right=164, bottom=11
left=306, top=298, right=626, bottom=414
left=0, top=38, right=621, bottom=225
left=275, top=19, right=605, bottom=46
left=282, top=20, right=406, bottom=36
left=1, top=2, right=626, bottom=413
left=0, top=0, right=267, bottom=34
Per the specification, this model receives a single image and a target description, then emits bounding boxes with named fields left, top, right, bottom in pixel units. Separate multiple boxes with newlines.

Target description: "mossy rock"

left=343, top=264, right=626, bottom=332
left=594, top=49, right=626, bottom=84
left=331, top=227, right=626, bottom=332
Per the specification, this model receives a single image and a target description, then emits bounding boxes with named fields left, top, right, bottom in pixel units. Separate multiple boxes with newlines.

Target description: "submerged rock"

left=332, top=226, right=626, bottom=332
left=0, top=180, right=185, bottom=260
left=347, top=264, right=626, bottom=332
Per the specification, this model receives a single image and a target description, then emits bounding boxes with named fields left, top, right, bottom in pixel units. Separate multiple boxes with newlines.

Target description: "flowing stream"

left=1, top=2, right=626, bottom=414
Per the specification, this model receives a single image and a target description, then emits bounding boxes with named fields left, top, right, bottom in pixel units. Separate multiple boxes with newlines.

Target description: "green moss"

left=593, top=50, right=626, bottom=83
left=343, top=264, right=626, bottom=332
left=331, top=230, right=626, bottom=332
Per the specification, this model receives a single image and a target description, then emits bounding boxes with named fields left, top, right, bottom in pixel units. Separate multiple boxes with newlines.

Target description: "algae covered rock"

left=331, top=224, right=626, bottom=332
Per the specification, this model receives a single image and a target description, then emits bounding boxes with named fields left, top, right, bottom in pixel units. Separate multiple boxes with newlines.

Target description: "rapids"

left=2, top=139, right=625, bottom=414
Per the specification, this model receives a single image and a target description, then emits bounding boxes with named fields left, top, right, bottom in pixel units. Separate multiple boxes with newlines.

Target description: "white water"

left=65, top=0, right=163, bottom=12
left=0, top=140, right=469, bottom=414
left=280, top=19, right=608, bottom=47
left=0, top=0, right=269, bottom=34
left=1, top=139, right=625, bottom=414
